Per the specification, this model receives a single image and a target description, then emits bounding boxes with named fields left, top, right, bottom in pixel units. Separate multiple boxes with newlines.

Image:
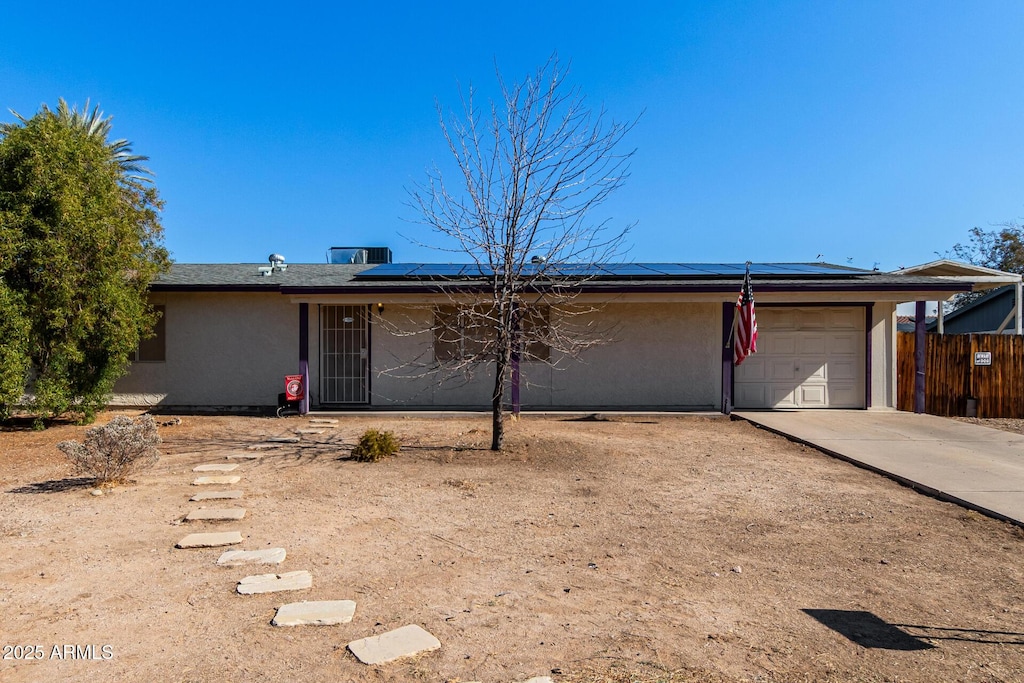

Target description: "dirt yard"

left=2, top=412, right=1023, bottom=683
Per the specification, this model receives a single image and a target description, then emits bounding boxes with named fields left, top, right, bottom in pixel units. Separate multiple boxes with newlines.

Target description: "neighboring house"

left=113, top=251, right=978, bottom=413
left=897, top=315, right=936, bottom=333
left=926, top=285, right=1019, bottom=334
left=896, top=259, right=1023, bottom=336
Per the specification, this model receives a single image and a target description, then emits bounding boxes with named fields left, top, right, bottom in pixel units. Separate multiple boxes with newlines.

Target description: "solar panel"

left=709, top=263, right=748, bottom=274
left=421, top=264, right=493, bottom=277
left=356, top=263, right=493, bottom=279
left=356, top=263, right=418, bottom=278
left=598, top=264, right=664, bottom=276
left=786, top=263, right=870, bottom=274
left=357, top=261, right=871, bottom=281
left=552, top=264, right=605, bottom=277
left=412, top=264, right=465, bottom=277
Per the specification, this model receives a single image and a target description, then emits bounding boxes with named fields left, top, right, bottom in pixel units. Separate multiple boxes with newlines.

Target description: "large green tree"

left=0, top=99, right=169, bottom=421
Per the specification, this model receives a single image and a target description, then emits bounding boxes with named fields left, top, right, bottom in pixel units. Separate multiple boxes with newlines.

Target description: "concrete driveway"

left=733, top=410, right=1024, bottom=526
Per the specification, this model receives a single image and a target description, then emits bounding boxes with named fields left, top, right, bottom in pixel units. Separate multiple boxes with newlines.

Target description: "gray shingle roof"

left=151, top=263, right=376, bottom=290
left=149, top=262, right=972, bottom=295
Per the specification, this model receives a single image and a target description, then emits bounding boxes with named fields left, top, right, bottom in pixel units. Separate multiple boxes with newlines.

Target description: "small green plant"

left=57, top=414, right=162, bottom=485
left=351, top=428, right=400, bottom=462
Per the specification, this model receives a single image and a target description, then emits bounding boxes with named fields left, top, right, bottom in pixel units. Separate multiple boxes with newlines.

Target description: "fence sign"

left=975, top=351, right=992, bottom=366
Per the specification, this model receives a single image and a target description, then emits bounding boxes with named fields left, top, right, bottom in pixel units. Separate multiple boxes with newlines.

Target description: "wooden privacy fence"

left=897, top=331, right=1024, bottom=417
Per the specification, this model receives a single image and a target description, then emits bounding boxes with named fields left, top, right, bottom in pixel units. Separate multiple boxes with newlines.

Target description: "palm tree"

left=2, top=98, right=152, bottom=187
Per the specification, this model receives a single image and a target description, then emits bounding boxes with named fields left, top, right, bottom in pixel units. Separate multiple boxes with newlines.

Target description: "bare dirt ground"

left=954, top=417, right=1024, bottom=437
left=2, top=412, right=1023, bottom=683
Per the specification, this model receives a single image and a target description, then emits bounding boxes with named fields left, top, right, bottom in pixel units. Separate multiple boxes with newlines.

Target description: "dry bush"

left=350, top=428, right=400, bottom=462
left=57, top=414, right=161, bottom=485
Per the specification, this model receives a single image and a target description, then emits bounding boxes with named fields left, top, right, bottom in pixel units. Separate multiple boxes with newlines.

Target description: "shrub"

left=351, top=429, right=400, bottom=463
left=57, top=414, right=162, bottom=485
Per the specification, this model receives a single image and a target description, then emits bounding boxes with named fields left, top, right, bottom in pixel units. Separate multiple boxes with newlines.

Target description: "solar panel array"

left=356, top=262, right=868, bottom=280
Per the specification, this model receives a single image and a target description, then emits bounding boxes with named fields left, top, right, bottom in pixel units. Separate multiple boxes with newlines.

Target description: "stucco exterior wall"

left=870, top=300, right=898, bottom=410
left=113, top=292, right=298, bottom=407
left=111, top=292, right=894, bottom=411
left=365, top=302, right=721, bottom=409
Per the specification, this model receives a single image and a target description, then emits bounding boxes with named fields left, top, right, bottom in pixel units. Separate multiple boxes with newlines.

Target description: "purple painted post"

left=721, top=302, right=734, bottom=414
left=864, top=304, right=873, bottom=409
left=511, top=351, right=521, bottom=416
left=511, top=303, right=521, bottom=416
left=914, top=300, right=926, bottom=414
left=299, top=303, right=310, bottom=415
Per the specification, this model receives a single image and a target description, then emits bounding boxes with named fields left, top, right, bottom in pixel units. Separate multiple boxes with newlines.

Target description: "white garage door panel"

left=830, top=384, right=859, bottom=406
left=772, top=387, right=797, bottom=407
left=739, top=356, right=766, bottom=380
left=799, top=335, right=826, bottom=354
left=769, top=360, right=798, bottom=380
left=800, top=310, right=827, bottom=328
left=803, top=361, right=826, bottom=381
left=828, top=334, right=859, bottom=354
left=736, top=383, right=767, bottom=406
left=829, top=360, right=859, bottom=381
left=734, top=306, right=865, bottom=409
left=798, top=385, right=827, bottom=406
left=773, top=310, right=798, bottom=328
left=767, top=335, right=796, bottom=354
left=830, top=309, right=861, bottom=328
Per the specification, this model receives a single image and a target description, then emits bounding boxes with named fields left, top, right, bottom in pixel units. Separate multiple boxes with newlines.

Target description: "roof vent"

left=259, top=253, right=287, bottom=276
left=531, top=255, right=547, bottom=264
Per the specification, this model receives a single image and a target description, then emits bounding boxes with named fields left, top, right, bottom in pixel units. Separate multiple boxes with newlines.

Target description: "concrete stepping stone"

left=193, top=475, right=241, bottom=485
left=185, top=507, right=246, bottom=521
left=272, top=600, right=356, bottom=626
left=295, top=429, right=325, bottom=435
left=175, top=531, right=243, bottom=549
left=193, top=463, right=239, bottom=472
left=217, top=548, right=286, bottom=566
left=191, top=490, right=243, bottom=501
left=265, top=436, right=300, bottom=443
left=226, top=452, right=262, bottom=459
left=237, top=570, right=312, bottom=595
left=309, top=418, right=338, bottom=424
left=347, top=624, right=441, bottom=665
left=247, top=444, right=280, bottom=451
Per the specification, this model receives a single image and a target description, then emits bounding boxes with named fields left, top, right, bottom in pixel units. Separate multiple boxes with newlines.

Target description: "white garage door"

left=734, top=307, right=865, bottom=409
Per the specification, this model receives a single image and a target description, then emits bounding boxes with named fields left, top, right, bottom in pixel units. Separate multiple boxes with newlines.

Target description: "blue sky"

left=3, top=1, right=1024, bottom=270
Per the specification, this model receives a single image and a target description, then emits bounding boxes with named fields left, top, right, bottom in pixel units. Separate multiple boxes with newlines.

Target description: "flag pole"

left=726, top=261, right=753, bottom=351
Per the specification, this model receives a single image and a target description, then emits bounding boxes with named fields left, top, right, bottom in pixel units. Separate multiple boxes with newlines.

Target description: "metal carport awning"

left=893, top=260, right=1023, bottom=335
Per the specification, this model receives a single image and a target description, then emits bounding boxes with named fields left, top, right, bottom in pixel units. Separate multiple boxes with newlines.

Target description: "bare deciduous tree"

left=407, top=57, right=638, bottom=450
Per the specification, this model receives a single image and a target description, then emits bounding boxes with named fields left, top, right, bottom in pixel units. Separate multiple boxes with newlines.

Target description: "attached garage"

left=734, top=306, right=866, bottom=409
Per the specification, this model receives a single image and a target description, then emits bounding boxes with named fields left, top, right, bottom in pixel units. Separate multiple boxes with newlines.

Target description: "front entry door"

left=320, top=305, right=369, bottom=404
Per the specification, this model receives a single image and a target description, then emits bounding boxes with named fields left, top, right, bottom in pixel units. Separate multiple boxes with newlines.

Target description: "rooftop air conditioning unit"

left=328, top=248, right=368, bottom=264
left=327, top=246, right=393, bottom=264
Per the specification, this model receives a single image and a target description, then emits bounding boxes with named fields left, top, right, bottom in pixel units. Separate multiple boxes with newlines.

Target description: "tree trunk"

left=491, top=354, right=506, bottom=450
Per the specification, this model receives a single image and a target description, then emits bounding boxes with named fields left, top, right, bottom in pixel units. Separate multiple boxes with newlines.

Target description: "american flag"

left=734, top=263, right=757, bottom=365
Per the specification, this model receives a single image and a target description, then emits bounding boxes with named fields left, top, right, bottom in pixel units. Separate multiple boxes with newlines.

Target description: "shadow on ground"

left=804, top=609, right=1024, bottom=649
left=895, top=623, right=1024, bottom=646
left=803, top=610, right=934, bottom=650
left=7, top=477, right=96, bottom=494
